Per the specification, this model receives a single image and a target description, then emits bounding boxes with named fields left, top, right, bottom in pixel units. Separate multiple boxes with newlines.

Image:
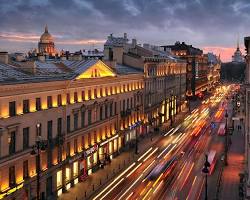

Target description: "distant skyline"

left=0, top=0, right=249, bottom=62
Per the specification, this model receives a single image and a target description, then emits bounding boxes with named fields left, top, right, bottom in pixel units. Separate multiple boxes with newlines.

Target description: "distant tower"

left=232, top=35, right=245, bottom=63
left=38, top=25, right=55, bottom=55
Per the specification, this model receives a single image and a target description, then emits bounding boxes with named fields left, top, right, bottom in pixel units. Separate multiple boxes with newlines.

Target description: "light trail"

left=153, top=180, right=163, bottom=194
left=143, top=147, right=159, bottom=162
left=137, top=147, right=153, bottom=161
left=180, top=162, right=194, bottom=191
left=93, top=162, right=136, bottom=200
left=100, top=178, right=125, bottom=200
left=153, top=173, right=163, bottom=187
left=157, top=144, right=171, bottom=158
left=164, top=128, right=174, bottom=136
left=164, top=144, right=177, bottom=159
left=169, top=124, right=181, bottom=136
left=186, top=176, right=197, bottom=200
left=118, top=174, right=144, bottom=200
left=125, top=192, right=134, bottom=200
left=142, top=188, right=153, bottom=200
left=126, top=163, right=142, bottom=178
left=143, top=160, right=156, bottom=174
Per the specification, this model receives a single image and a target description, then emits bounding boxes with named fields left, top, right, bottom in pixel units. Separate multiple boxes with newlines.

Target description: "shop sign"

left=84, top=144, right=98, bottom=158
left=69, top=154, right=82, bottom=164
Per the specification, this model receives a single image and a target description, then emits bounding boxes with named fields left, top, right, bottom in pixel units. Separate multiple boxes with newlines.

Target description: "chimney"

left=132, top=39, right=137, bottom=48
left=0, top=52, right=8, bottom=64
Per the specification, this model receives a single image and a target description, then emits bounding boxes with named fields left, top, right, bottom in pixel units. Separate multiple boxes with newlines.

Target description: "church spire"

left=45, top=24, right=48, bottom=33
left=237, top=33, right=239, bottom=50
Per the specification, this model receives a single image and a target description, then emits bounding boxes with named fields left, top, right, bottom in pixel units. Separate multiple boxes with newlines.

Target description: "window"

left=9, top=166, right=15, bottom=187
left=88, top=110, right=92, bottom=125
left=82, top=91, right=85, bottom=101
left=110, top=103, right=113, bottom=116
left=81, top=136, right=85, bottom=149
left=47, top=120, right=53, bottom=140
left=23, top=99, right=29, bottom=113
left=57, top=95, right=62, bottom=106
left=88, top=133, right=91, bottom=146
left=110, top=86, right=113, bottom=95
left=105, top=87, right=108, bottom=96
left=67, top=115, right=70, bottom=133
left=94, top=131, right=97, bottom=142
left=130, top=97, right=133, bottom=109
left=74, top=139, right=77, bottom=153
left=74, top=92, right=78, bottom=103
left=88, top=90, right=91, bottom=100
left=57, top=118, right=62, bottom=135
left=66, top=142, right=70, bottom=157
left=81, top=111, right=85, bottom=128
left=94, top=89, right=97, bottom=98
left=23, top=160, right=29, bottom=179
left=127, top=99, right=129, bottom=109
left=47, top=96, right=52, bottom=109
left=100, top=88, right=103, bottom=97
left=100, top=106, right=103, bottom=120
left=9, top=101, right=16, bottom=117
left=74, top=113, right=78, bottom=130
left=23, top=127, right=29, bottom=150
left=36, top=98, right=41, bottom=111
left=67, top=93, right=70, bottom=104
left=9, top=131, right=16, bottom=155
left=105, top=105, right=108, bottom=118
left=115, top=102, right=117, bottom=115
left=123, top=100, right=125, bottom=111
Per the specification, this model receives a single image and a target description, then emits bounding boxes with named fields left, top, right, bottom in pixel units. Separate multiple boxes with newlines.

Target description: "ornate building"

left=0, top=54, right=144, bottom=199
left=232, top=38, right=244, bottom=63
left=38, top=25, right=56, bottom=55
left=162, top=42, right=209, bottom=99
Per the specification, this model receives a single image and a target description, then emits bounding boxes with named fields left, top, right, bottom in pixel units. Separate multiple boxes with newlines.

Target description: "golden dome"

left=40, top=25, right=53, bottom=43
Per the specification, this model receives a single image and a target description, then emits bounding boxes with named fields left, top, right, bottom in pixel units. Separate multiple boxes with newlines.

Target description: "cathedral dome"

left=40, top=25, right=53, bottom=43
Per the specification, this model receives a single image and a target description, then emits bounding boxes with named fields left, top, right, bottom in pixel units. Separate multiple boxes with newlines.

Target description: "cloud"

left=0, top=0, right=249, bottom=61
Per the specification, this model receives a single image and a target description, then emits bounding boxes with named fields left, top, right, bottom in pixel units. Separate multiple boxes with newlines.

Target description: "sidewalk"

left=58, top=108, right=190, bottom=200
left=219, top=129, right=245, bottom=200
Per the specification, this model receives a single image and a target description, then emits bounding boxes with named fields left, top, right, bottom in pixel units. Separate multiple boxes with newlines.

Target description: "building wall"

left=0, top=74, right=144, bottom=199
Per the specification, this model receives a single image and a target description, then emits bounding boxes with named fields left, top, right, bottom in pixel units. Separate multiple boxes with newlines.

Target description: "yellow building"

left=0, top=55, right=144, bottom=199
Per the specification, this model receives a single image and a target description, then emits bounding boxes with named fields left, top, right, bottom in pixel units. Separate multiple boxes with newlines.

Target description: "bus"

left=218, top=123, right=226, bottom=136
left=207, top=150, right=216, bottom=175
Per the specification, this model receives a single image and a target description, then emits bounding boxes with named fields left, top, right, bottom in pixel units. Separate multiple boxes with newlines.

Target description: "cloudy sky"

left=0, top=0, right=249, bottom=62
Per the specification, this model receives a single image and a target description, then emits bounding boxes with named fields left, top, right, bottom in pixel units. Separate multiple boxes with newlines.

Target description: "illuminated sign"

left=84, top=144, right=98, bottom=158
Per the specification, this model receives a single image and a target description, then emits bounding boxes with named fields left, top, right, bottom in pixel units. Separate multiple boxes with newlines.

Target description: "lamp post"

left=202, top=154, right=210, bottom=200
left=224, top=110, right=229, bottom=166
left=30, top=124, right=46, bottom=200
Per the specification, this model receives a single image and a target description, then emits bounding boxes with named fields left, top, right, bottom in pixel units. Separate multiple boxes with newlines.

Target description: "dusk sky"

left=0, top=0, right=249, bottom=62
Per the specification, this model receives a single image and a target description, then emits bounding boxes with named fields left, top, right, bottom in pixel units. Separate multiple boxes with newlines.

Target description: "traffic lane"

left=100, top=130, right=186, bottom=200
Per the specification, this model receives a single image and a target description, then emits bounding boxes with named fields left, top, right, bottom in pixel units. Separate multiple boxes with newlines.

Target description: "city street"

left=84, top=85, right=237, bottom=200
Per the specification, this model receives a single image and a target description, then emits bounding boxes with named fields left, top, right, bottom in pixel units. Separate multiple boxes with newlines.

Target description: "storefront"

left=99, top=134, right=120, bottom=160
left=84, top=144, right=98, bottom=175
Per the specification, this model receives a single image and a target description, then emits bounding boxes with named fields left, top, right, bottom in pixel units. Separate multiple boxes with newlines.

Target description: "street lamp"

left=224, top=110, right=229, bottom=166
left=202, top=154, right=210, bottom=200
left=31, top=124, right=46, bottom=200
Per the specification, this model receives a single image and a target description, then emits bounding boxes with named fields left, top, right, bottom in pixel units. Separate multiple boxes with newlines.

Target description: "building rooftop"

left=0, top=59, right=119, bottom=85
left=115, top=64, right=143, bottom=75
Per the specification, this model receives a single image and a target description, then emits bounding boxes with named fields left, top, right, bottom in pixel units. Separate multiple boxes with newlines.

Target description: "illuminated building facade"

left=0, top=55, right=144, bottom=199
left=162, top=42, right=209, bottom=98
left=104, top=34, right=187, bottom=134
left=207, top=53, right=221, bottom=90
